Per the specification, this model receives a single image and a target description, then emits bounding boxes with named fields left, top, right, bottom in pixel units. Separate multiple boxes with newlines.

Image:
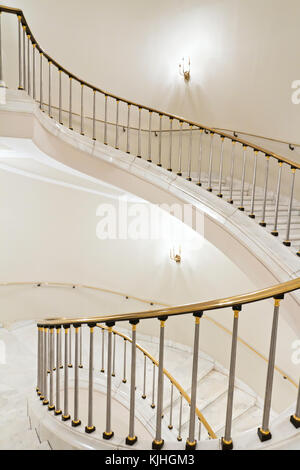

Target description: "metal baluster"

left=39, top=52, right=43, bottom=110
left=271, top=162, right=283, bottom=236
left=198, top=419, right=202, bottom=441
left=59, top=325, right=63, bottom=369
left=43, top=328, right=49, bottom=405
left=186, top=313, right=203, bottom=450
left=207, top=132, right=214, bottom=191
left=62, top=325, right=70, bottom=421
left=101, top=327, right=105, bottom=373
left=48, top=327, right=51, bottom=373
left=258, top=295, right=284, bottom=442
left=249, top=150, right=258, bottom=219
left=32, top=44, right=36, bottom=100
left=68, top=326, right=72, bottom=368
left=48, top=328, right=55, bottom=410
left=112, top=332, right=116, bottom=377
left=186, top=125, right=193, bottom=181
left=23, top=25, right=26, bottom=91
left=39, top=327, right=45, bottom=400
left=17, top=16, right=23, bottom=90
left=142, top=355, right=147, bottom=399
left=0, top=11, right=3, bottom=88
left=104, top=94, right=108, bottom=144
left=92, top=90, right=96, bottom=140
left=151, top=362, right=155, bottom=408
left=79, top=84, right=84, bottom=135
left=122, top=338, right=127, bottom=383
left=168, top=383, right=174, bottom=430
left=137, top=107, right=142, bottom=157
left=27, top=34, right=31, bottom=96
left=152, top=317, right=167, bottom=450
left=126, top=320, right=139, bottom=445
left=72, top=326, right=81, bottom=427
left=221, top=306, right=242, bottom=450
left=48, top=61, right=52, bottom=117
left=259, top=155, right=270, bottom=226
left=228, top=141, right=236, bottom=204
left=177, top=394, right=183, bottom=442
left=55, top=326, right=62, bottom=415
left=196, top=129, right=203, bottom=186
left=79, top=325, right=83, bottom=368
left=147, top=111, right=152, bottom=162
left=290, top=378, right=300, bottom=428
left=69, top=77, right=73, bottom=130
left=126, top=104, right=131, bottom=153
left=177, top=121, right=183, bottom=176
left=58, top=70, right=62, bottom=124
left=217, top=137, right=225, bottom=197
left=283, top=167, right=296, bottom=246
left=85, top=323, right=96, bottom=433
left=39, top=327, right=44, bottom=396
left=238, top=145, right=247, bottom=211
left=103, top=323, right=115, bottom=440
left=36, top=327, right=41, bottom=394
left=168, top=118, right=173, bottom=171
left=115, top=100, right=119, bottom=149
left=158, top=114, right=162, bottom=166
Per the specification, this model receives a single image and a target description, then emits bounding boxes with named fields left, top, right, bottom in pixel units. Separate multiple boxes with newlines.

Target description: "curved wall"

left=1, top=0, right=300, bottom=146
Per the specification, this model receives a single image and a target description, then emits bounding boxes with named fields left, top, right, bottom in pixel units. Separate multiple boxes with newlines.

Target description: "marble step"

left=193, top=388, right=256, bottom=437
left=0, top=429, right=42, bottom=450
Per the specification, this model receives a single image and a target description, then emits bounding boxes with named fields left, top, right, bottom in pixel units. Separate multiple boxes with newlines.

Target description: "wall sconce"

left=170, top=245, right=182, bottom=263
left=179, top=57, right=190, bottom=81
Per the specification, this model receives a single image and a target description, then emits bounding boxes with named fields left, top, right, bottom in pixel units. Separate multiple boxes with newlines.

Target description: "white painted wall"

left=1, top=0, right=300, bottom=147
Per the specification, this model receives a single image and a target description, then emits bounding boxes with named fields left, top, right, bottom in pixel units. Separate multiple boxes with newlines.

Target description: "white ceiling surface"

left=0, top=137, right=142, bottom=202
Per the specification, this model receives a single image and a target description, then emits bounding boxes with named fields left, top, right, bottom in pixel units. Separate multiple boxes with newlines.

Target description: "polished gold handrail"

left=1, top=4, right=300, bottom=170
left=212, top=127, right=300, bottom=150
left=97, top=324, right=217, bottom=439
left=0, top=280, right=168, bottom=307
left=40, top=277, right=300, bottom=326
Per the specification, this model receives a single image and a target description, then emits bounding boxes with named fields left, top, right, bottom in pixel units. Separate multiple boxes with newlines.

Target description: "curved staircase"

left=0, top=5, right=299, bottom=452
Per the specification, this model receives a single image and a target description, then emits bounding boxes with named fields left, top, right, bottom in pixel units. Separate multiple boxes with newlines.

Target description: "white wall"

left=1, top=0, right=300, bottom=147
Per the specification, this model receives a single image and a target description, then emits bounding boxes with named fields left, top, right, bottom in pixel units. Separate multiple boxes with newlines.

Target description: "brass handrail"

left=2, top=280, right=296, bottom=388
left=97, top=324, right=217, bottom=439
left=40, top=277, right=300, bottom=326
left=212, top=127, right=300, bottom=150
left=0, top=280, right=168, bottom=307
left=1, top=4, right=300, bottom=170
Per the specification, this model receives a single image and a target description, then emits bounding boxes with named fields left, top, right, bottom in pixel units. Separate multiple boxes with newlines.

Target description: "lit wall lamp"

left=170, top=245, right=182, bottom=263
left=179, top=57, right=190, bottom=81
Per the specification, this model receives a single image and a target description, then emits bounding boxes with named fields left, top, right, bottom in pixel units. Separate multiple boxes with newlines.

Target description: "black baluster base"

left=221, top=437, right=233, bottom=450
left=290, top=414, right=300, bottom=429
left=257, top=427, right=272, bottom=442
left=126, top=435, right=138, bottom=446
left=152, top=439, right=164, bottom=450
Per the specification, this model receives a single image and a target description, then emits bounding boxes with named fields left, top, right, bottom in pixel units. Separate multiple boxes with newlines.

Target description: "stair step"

left=0, top=429, right=41, bottom=450
left=191, top=388, right=256, bottom=436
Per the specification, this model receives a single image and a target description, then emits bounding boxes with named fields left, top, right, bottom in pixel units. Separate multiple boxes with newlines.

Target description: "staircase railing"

left=37, top=278, right=300, bottom=450
left=1, top=6, right=300, bottom=255
left=97, top=325, right=216, bottom=441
